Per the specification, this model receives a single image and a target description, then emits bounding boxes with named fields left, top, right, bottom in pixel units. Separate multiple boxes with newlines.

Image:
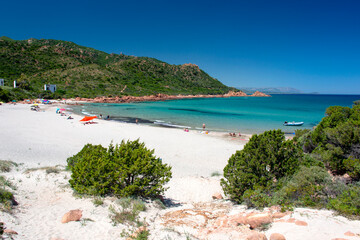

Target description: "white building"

left=44, top=84, right=57, bottom=93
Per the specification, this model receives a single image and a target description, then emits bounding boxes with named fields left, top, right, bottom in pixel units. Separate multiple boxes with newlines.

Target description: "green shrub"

left=0, top=160, right=18, bottom=173
left=300, top=154, right=325, bottom=168
left=92, top=197, right=104, bottom=207
left=68, top=140, right=172, bottom=198
left=0, top=175, right=17, bottom=212
left=0, top=87, right=11, bottom=102
left=328, top=184, right=360, bottom=217
left=210, top=171, right=221, bottom=177
left=301, top=104, right=360, bottom=178
left=343, top=157, right=360, bottom=180
left=67, top=143, right=107, bottom=170
left=0, top=176, right=15, bottom=190
left=133, top=230, right=150, bottom=240
left=293, top=129, right=311, bottom=144
left=242, top=187, right=271, bottom=209
left=272, top=166, right=338, bottom=207
left=221, top=130, right=303, bottom=203
left=0, top=189, right=14, bottom=205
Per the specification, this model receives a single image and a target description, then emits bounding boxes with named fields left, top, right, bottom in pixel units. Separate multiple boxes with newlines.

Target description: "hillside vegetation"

left=0, top=36, right=234, bottom=100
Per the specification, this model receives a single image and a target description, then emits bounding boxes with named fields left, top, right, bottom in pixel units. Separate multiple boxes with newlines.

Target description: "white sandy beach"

left=0, top=103, right=359, bottom=240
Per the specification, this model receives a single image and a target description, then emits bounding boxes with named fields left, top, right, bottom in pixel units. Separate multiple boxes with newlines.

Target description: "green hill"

left=0, top=37, right=234, bottom=99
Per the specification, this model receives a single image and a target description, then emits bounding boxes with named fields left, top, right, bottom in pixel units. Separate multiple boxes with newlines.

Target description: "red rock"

left=295, top=220, right=308, bottom=226
left=246, top=232, right=268, bottom=240
left=4, top=229, right=18, bottom=235
left=272, top=212, right=289, bottom=219
left=286, top=218, right=296, bottom=223
left=246, top=213, right=273, bottom=229
left=344, top=231, right=355, bottom=236
left=270, top=233, right=286, bottom=240
left=275, top=219, right=286, bottom=223
left=61, top=209, right=82, bottom=223
left=224, top=91, right=248, bottom=97
left=250, top=91, right=271, bottom=97
left=229, top=214, right=246, bottom=226
left=212, top=192, right=223, bottom=200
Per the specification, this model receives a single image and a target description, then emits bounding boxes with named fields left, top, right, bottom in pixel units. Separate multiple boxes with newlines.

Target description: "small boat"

left=283, top=121, right=304, bottom=126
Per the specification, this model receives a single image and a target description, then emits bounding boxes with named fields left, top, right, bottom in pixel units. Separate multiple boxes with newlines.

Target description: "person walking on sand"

left=202, top=123, right=206, bottom=131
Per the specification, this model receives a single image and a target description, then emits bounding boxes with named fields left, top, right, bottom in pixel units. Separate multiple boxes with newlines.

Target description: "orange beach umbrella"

left=80, top=116, right=97, bottom=122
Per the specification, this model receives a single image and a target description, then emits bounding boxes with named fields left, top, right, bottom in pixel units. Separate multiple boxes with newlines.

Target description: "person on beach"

left=136, top=118, right=138, bottom=124
left=202, top=123, right=206, bottom=131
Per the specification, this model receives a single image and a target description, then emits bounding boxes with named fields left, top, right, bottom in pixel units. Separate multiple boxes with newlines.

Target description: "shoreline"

left=66, top=100, right=297, bottom=138
left=63, top=102, right=255, bottom=143
left=70, top=91, right=271, bottom=104
left=0, top=103, right=244, bottom=176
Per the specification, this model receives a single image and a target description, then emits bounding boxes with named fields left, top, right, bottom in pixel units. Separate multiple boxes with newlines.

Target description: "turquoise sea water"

left=70, top=94, right=360, bottom=134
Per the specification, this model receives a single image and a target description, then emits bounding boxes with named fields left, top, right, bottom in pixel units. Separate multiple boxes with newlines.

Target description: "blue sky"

left=2, top=0, right=360, bottom=94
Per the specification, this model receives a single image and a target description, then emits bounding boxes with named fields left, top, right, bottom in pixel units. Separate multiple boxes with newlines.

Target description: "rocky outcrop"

left=4, top=229, right=18, bottom=235
left=344, top=231, right=355, bottom=236
left=161, top=202, right=291, bottom=240
left=246, top=232, right=268, bottom=240
left=224, top=90, right=248, bottom=97
left=250, top=91, right=271, bottom=97
left=71, top=91, right=270, bottom=104
left=61, top=209, right=82, bottom=223
left=270, top=233, right=286, bottom=240
left=295, top=220, right=308, bottom=226
left=212, top=192, right=223, bottom=200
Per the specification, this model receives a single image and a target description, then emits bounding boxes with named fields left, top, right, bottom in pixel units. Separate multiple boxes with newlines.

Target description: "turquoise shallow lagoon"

left=71, top=94, right=360, bottom=134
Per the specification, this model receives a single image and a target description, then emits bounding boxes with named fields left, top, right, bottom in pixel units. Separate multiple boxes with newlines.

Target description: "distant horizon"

left=235, top=86, right=360, bottom=95
left=1, top=0, right=359, bottom=95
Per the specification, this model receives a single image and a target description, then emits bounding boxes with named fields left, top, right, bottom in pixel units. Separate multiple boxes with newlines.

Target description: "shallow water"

left=70, top=94, right=360, bottom=134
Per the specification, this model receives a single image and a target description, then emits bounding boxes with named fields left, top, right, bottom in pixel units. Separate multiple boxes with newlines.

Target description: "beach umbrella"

left=59, top=108, right=66, bottom=111
left=80, top=116, right=97, bottom=122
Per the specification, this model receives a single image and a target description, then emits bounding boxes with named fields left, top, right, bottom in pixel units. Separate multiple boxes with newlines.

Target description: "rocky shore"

left=70, top=90, right=270, bottom=104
